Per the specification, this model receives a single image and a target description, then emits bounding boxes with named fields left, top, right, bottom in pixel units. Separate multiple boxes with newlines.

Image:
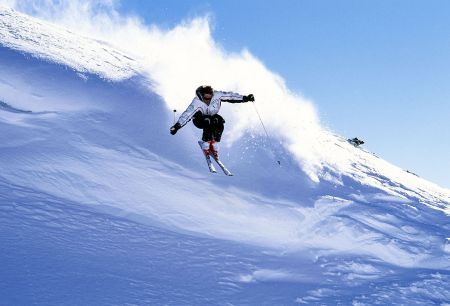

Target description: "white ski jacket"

left=177, top=91, right=245, bottom=127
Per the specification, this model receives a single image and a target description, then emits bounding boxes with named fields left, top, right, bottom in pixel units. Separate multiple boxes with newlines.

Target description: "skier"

left=169, top=85, right=255, bottom=174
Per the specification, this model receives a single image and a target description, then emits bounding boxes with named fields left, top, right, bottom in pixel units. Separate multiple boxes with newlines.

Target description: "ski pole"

left=173, top=109, right=177, bottom=125
left=252, top=102, right=270, bottom=139
left=251, top=102, right=281, bottom=165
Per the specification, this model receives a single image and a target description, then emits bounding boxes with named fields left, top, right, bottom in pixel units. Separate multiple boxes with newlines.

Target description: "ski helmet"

left=196, top=85, right=213, bottom=101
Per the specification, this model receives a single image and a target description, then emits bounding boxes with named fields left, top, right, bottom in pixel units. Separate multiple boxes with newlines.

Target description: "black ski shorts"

left=192, top=112, right=225, bottom=142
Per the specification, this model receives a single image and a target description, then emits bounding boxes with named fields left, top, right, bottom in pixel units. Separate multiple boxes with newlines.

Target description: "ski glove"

left=170, top=123, right=182, bottom=135
left=243, top=94, right=255, bottom=102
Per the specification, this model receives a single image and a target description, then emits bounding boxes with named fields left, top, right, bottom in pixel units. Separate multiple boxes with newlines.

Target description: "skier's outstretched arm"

left=219, top=91, right=255, bottom=103
left=170, top=99, right=201, bottom=135
left=170, top=123, right=181, bottom=135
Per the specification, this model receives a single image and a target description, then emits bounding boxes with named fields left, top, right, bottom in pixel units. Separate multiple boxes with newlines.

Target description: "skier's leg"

left=211, top=114, right=225, bottom=142
left=192, top=112, right=214, bottom=142
left=192, top=111, right=204, bottom=129
left=201, top=116, right=213, bottom=142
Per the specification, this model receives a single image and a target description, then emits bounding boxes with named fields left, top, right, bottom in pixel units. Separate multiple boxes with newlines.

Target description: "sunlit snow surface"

left=1, top=7, right=450, bottom=305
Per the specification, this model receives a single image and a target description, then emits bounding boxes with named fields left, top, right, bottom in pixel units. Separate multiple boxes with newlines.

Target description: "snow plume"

left=1, top=0, right=327, bottom=181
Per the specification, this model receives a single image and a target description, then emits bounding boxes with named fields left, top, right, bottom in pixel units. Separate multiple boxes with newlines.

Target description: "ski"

left=212, top=156, right=233, bottom=176
left=205, top=155, right=217, bottom=173
left=198, top=140, right=233, bottom=176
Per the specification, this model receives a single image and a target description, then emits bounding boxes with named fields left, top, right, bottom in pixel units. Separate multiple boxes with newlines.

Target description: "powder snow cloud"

left=0, top=0, right=353, bottom=182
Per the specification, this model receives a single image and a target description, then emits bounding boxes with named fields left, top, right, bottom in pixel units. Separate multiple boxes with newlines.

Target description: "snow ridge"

left=0, top=6, right=140, bottom=80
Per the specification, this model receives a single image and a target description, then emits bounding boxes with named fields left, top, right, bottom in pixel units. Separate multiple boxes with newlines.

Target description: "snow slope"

left=1, top=7, right=450, bottom=305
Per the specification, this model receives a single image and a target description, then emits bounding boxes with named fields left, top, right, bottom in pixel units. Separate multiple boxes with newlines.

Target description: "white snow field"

left=1, top=6, right=450, bottom=305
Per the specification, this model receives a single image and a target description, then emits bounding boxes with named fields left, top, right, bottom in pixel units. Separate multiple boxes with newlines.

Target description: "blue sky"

left=118, top=1, right=448, bottom=188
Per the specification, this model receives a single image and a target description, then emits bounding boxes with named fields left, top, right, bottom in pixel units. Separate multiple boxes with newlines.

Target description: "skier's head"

left=196, top=85, right=214, bottom=103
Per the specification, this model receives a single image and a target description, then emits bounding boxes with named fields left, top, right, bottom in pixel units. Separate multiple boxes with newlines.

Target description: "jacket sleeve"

left=217, top=91, right=245, bottom=103
left=177, top=98, right=202, bottom=127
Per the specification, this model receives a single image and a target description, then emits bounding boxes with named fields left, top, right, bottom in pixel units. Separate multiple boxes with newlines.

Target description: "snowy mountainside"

left=0, top=6, right=139, bottom=82
left=1, top=6, right=449, bottom=210
left=1, top=6, right=450, bottom=305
